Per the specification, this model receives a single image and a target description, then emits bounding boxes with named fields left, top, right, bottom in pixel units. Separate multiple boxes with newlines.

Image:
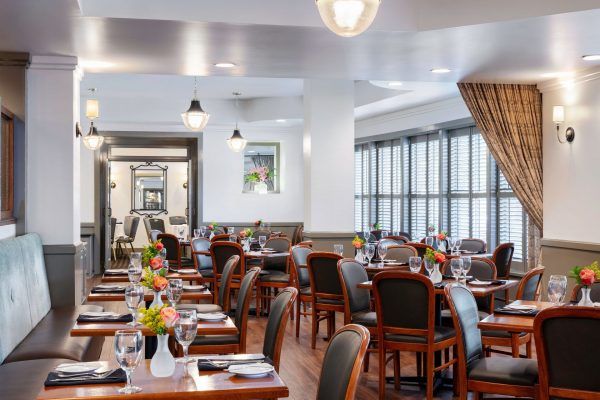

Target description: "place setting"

left=90, top=284, right=127, bottom=294
left=44, top=362, right=126, bottom=387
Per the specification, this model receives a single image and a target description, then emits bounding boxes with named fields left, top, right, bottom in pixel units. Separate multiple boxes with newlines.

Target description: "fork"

left=52, top=369, right=115, bottom=382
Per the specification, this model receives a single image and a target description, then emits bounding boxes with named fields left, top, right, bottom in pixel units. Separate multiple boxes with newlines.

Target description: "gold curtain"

left=458, top=83, right=543, bottom=231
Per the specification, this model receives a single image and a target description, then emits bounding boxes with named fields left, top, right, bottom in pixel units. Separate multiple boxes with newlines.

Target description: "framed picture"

left=243, top=142, right=280, bottom=194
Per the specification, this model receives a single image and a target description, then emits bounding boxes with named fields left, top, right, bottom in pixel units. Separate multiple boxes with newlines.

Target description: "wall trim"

left=43, top=243, right=81, bottom=255
left=541, top=238, right=600, bottom=253
left=537, top=66, right=600, bottom=93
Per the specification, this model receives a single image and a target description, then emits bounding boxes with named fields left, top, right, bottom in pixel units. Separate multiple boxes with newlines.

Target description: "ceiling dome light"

left=430, top=68, right=452, bottom=74
left=316, top=0, right=381, bottom=37
left=226, top=92, right=247, bottom=152
left=181, top=77, right=210, bottom=131
left=214, top=62, right=236, bottom=68
left=82, top=122, right=104, bottom=151
left=582, top=54, right=600, bottom=61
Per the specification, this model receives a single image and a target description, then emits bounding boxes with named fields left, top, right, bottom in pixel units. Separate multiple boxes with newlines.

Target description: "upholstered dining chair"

left=256, top=237, right=292, bottom=316
left=384, top=235, right=410, bottom=245
left=210, top=241, right=245, bottom=299
left=458, top=238, right=487, bottom=254
left=150, top=229, right=161, bottom=243
left=492, top=242, right=514, bottom=305
left=534, top=307, right=600, bottom=399
left=445, top=283, right=538, bottom=400
left=115, top=216, right=140, bottom=256
left=210, top=233, right=231, bottom=243
left=252, top=229, right=272, bottom=239
left=370, top=230, right=383, bottom=240
left=144, top=217, right=165, bottom=242
left=397, top=231, right=412, bottom=241
left=291, top=224, right=304, bottom=245
left=191, top=237, right=214, bottom=286
left=405, top=242, right=435, bottom=260
left=188, top=267, right=260, bottom=355
left=306, top=252, right=344, bottom=349
left=290, top=245, right=314, bottom=337
left=315, top=324, right=370, bottom=400
left=338, top=259, right=377, bottom=371
left=570, top=282, right=600, bottom=303
left=168, top=216, right=187, bottom=225
left=262, top=287, right=298, bottom=372
left=385, top=245, right=418, bottom=265
left=372, top=271, right=456, bottom=399
left=157, top=233, right=194, bottom=269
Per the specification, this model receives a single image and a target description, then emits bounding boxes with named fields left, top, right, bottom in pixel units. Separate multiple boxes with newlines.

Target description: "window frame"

left=0, top=106, right=15, bottom=225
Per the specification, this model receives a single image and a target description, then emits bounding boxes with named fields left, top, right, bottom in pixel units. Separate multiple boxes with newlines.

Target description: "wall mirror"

left=131, top=162, right=168, bottom=216
left=243, top=142, right=280, bottom=194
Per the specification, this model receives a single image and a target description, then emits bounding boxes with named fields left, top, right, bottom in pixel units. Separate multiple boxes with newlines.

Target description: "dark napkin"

left=198, top=357, right=271, bottom=371
left=77, top=314, right=133, bottom=323
left=434, top=281, right=450, bottom=289
left=443, top=275, right=474, bottom=282
left=494, top=307, right=539, bottom=316
left=91, top=286, right=126, bottom=294
left=44, top=368, right=126, bottom=387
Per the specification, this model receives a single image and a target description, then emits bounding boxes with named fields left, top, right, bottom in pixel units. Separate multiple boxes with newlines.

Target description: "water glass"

left=167, top=279, right=183, bottom=307
left=365, top=244, right=375, bottom=265
left=193, top=229, right=201, bottom=238
left=461, top=256, right=471, bottom=280
left=259, top=236, right=267, bottom=250
left=200, top=226, right=207, bottom=237
left=333, top=244, right=344, bottom=256
left=114, top=330, right=143, bottom=394
left=130, top=252, right=142, bottom=265
left=424, top=259, right=435, bottom=276
left=163, top=260, right=170, bottom=271
left=425, top=237, right=434, bottom=247
left=229, top=235, right=237, bottom=243
left=378, top=243, right=388, bottom=263
left=159, top=248, right=167, bottom=259
left=447, top=237, right=456, bottom=254
left=454, top=239, right=463, bottom=254
left=175, top=310, right=198, bottom=365
left=450, top=258, right=463, bottom=281
left=381, top=230, right=389, bottom=238
left=409, top=256, right=422, bottom=273
left=547, top=275, right=568, bottom=304
left=128, top=262, right=142, bottom=285
left=227, top=227, right=234, bottom=235
left=125, top=285, right=144, bottom=326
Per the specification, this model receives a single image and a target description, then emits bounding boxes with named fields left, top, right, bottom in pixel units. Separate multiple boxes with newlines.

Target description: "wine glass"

left=175, top=310, right=198, bottom=366
left=259, top=236, right=267, bottom=250
left=125, top=285, right=144, bottom=326
left=193, top=229, right=201, bottom=239
left=159, top=248, right=167, bottom=259
left=447, top=237, right=456, bottom=254
left=200, top=226, right=207, bottom=237
left=378, top=243, right=388, bottom=265
left=227, top=227, right=234, bottom=235
left=365, top=244, right=375, bottom=265
left=333, top=244, right=344, bottom=256
left=461, top=256, right=471, bottom=281
left=454, top=239, right=462, bottom=254
left=547, top=275, right=568, bottom=304
left=425, top=237, right=434, bottom=247
left=450, top=258, right=463, bottom=282
left=424, top=259, right=435, bottom=277
left=409, top=256, right=422, bottom=273
left=167, top=279, right=183, bottom=307
left=229, top=235, right=237, bottom=243
left=381, top=230, right=389, bottom=238
left=128, top=262, right=142, bottom=285
left=363, top=231, right=371, bottom=243
left=114, top=330, right=143, bottom=394
left=163, top=260, right=170, bottom=271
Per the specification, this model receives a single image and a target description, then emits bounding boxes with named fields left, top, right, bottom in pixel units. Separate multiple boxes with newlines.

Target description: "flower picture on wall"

left=243, top=142, right=280, bottom=194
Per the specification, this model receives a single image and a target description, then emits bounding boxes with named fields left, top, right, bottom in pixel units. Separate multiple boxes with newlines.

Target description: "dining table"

left=36, top=360, right=289, bottom=400
left=357, top=277, right=519, bottom=297
left=478, top=300, right=557, bottom=333
left=101, top=270, right=204, bottom=284
left=87, top=288, right=212, bottom=303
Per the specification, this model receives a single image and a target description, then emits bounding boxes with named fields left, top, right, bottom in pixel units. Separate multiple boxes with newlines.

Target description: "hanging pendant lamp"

left=315, top=0, right=381, bottom=37
left=181, top=76, right=210, bottom=131
left=227, top=92, right=247, bottom=152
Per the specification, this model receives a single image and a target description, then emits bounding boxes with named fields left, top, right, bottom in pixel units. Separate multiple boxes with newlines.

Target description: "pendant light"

left=181, top=76, right=210, bottom=131
left=227, top=92, right=248, bottom=152
left=315, top=0, right=381, bottom=37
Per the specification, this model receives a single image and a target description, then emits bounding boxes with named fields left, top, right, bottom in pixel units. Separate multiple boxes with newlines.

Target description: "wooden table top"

left=357, top=278, right=519, bottom=297
left=364, top=263, right=409, bottom=273
left=87, top=289, right=212, bottom=302
left=37, top=360, right=289, bottom=400
left=101, top=272, right=203, bottom=283
left=478, top=300, right=557, bottom=333
left=71, top=317, right=237, bottom=337
left=245, top=251, right=290, bottom=259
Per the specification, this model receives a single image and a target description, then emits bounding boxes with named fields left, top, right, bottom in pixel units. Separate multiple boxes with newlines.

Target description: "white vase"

left=209, top=231, right=214, bottom=240
left=578, top=286, right=594, bottom=307
left=355, top=248, right=364, bottom=263
left=255, top=181, right=268, bottom=195
left=430, top=264, right=443, bottom=284
left=150, top=290, right=163, bottom=308
left=150, top=334, right=176, bottom=377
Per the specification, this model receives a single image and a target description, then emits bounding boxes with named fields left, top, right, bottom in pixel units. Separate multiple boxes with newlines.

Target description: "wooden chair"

left=315, top=324, right=370, bottom=400
left=405, top=242, right=435, bottom=260
left=534, top=307, right=600, bottom=399
left=570, top=282, right=600, bottom=303
left=382, top=235, right=410, bottom=245
left=492, top=242, right=514, bottom=305
left=458, top=238, right=487, bottom=253
left=256, top=237, right=292, bottom=316
left=211, top=233, right=232, bottom=243
left=385, top=244, right=418, bottom=264
left=210, top=241, right=245, bottom=301
left=445, top=283, right=538, bottom=400
left=157, top=233, right=193, bottom=269
left=298, top=240, right=313, bottom=248
left=290, top=245, right=314, bottom=337
left=262, top=287, right=298, bottom=372
left=191, top=237, right=215, bottom=288
left=306, top=252, right=344, bottom=349
left=373, top=271, right=457, bottom=399
left=188, top=267, right=260, bottom=355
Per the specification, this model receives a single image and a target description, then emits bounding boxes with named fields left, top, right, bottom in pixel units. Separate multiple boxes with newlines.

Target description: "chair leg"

left=378, top=343, right=386, bottom=400
left=511, top=334, right=520, bottom=358
left=526, top=339, right=532, bottom=358
left=426, top=351, right=434, bottom=400
left=363, top=347, right=370, bottom=372
left=393, top=351, right=400, bottom=390
left=452, top=345, right=459, bottom=396
left=255, top=285, right=261, bottom=317
left=295, top=299, right=301, bottom=338
left=311, top=307, right=318, bottom=349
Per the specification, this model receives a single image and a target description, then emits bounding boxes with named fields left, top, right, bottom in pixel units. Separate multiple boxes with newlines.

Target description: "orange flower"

left=152, top=275, right=168, bottom=292
left=150, top=257, right=163, bottom=270
left=437, top=232, right=447, bottom=241
left=160, top=307, right=179, bottom=328
left=580, top=268, right=596, bottom=286
left=434, top=252, right=446, bottom=264
left=155, top=242, right=164, bottom=251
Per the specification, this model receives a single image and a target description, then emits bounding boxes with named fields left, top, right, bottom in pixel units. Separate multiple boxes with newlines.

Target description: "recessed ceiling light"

left=430, top=68, right=451, bottom=74
left=582, top=55, right=600, bottom=61
left=214, top=62, right=236, bottom=68
left=80, top=60, right=115, bottom=69
left=276, top=119, right=286, bottom=123
left=388, top=81, right=403, bottom=87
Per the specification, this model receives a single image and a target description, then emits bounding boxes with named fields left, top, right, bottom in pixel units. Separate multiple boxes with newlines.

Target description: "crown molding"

left=537, top=66, right=600, bottom=93
left=97, top=120, right=302, bottom=135
left=28, top=55, right=79, bottom=71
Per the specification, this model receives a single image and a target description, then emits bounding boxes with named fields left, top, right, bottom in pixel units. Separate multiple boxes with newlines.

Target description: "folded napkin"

left=197, top=355, right=270, bottom=371
left=44, top=368, right=126, bottom=387
left=494, top=307, right=539, bottom=316
left=91, top=285, right=126, bottom=294
left=77, top=313, right=133, bottom=323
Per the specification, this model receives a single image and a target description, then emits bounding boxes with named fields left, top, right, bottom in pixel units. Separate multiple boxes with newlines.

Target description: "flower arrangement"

left=141, top=268, right=168, bottom=292
left=142, top=240, right=164, bottom=268
left=352, top=235, right=366, bottom=249
left=437, top=231, right=448, bottom=241
left=245, top=166, right=275, bottom=184
left=254, top=220, right=263, bottom=227
left=424, top=248, right=446, bottom=265
left=239, top=228, right=253, bottom=239
left=139, top=305, right=179, bottom=335
left=372, top=222, right=381, bottom=230
left=569, top=261, right=600, bottom=287
left=207, top=222, right=219, bottom=231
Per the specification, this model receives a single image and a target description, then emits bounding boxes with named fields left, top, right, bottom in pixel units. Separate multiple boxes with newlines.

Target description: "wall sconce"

left=553, top=105, right=575, bottom=143
left=76, top=88, right=105, bottom=151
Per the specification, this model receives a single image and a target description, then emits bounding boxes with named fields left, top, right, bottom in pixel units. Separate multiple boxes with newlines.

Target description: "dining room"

left=1, top=1, right=600, bottom=399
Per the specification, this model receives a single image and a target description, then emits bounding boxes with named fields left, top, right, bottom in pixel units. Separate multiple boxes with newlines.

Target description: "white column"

left=26, top=55, right=81, bottom=245
left=303, top=80, right=355, bottom=251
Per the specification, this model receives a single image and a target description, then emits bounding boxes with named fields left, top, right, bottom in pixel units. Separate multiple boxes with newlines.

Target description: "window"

left=355, top=125, right=528, bottom=265
left=0, top=108, right=14, bottom=224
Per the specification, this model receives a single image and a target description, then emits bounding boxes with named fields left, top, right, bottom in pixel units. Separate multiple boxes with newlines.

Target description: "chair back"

left=373, top=271, right=435, bottom=342
left=144, top=218, right=165, bottom=241
left=234, top=267, right=260, bottom=350
left=263, top=237, right=291, bottom=273
left=385, top=245, right=417, bottom=264
left=210, top=241, right=245, bottom=280
left=444, top=284, right=483, bottom=382
left=338, top=260, right=370, bottom=321
left=459, top=238, right=486, bottom=254
left=307, top=252, right=344, bottom=303
left=150, top=229, right=161, bottom=243
left=516, top=266, right=544, bottom=301
left=570, top=282, right=600, bottom=303
left=169, top=216, right=187, bottom=225
left=291, top=224, right=303, bottom=245
left=534, top=307, right=600, bottom=398
left=442, top=257, right=497, bottom=313
left=191, top=237, right=212, bottom=270
left=385, top=235, right=410, bottom=244
left=379, top=238, right=403, bottom=249
left=123, top=216, right=140, bottom=239
left=110, top=217, right=117, bottom=243
left=156, top=233, right=180, bottom=265
left=492, top=242, right=514, bottom=279
left=397, top=231, right=412, bottom=241
left=253, top=229, right=272, bottom=239
left=370, top=230, right=382, bottom=240
left=291, top=245, right=313, bottom=288
left=217, top=255, right=239, bottom=312
left=406, top=242, right=434, bottom=259
left=262, top=287, right=298, bottom=372
left=316, top=324, right=370, bottom=400
left=211, top=233, right=231, bottom=243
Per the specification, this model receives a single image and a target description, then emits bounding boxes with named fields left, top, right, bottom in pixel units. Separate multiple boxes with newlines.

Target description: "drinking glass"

left=163, top=260, right=169, bottom=271
left=461, top=256, right=471, bottom=280
left=450, top=258, right=463, bottom=282
left=178, top=226, right=186, bottom=240
left=409, top=256, right=422, bottom=273
left=193, top=229, right=201, bottom=238
left=333, top=244, right=344, bottom=256
left=167, top=279, right=183, bottom=307
left=114, top=330, right=143, bottom=394
left=229, top=235, right=237, bottom=243
left=424, top=259, right=435, bottom=277
left=125, top=285, right=144, bottom=326
left=378, top=243, right=388, bottom=264
left=425, top=237, right=434, bottom=247
left=128, top=262, right=142, bottom=285
left=175, top=310, right=198, bottom=365
left=130, top=252, right=142, bottom=265
left=227, top=227, right=234, bottom=235
left=547, top=275, right=568, bottom=304
left=200, top=226, right=207, bottom=237
left=447, top=237, right=456, bottom=254
left=259, top=236, right=267, bottom=250
left=381, top=230, right=389, bottom=238
left=454, top=239, right=462, bottom=254
left=365, top=244, right=375, bottom=265
left=159, top=248, right=167, bottom=259
left=362, top=231, right=371, bottom=242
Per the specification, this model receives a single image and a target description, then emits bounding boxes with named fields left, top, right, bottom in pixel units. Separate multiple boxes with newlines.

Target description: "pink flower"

left=153, top=275, right=168, bottom=292
left=580, top=269, right=596, bottom=286
left=155, top=242, right=164, bottom=251
left=239, top=231, right=247, bottom=238
left=160, top=307, right=179, bottom=328
left=150, top=257, right=163, bottom=270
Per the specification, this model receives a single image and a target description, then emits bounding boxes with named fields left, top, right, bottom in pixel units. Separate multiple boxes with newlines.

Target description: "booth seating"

left=0, top=233, right=105, bottom=400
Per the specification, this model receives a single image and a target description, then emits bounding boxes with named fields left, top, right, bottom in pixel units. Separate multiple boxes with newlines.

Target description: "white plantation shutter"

left=497, top=170, right=525, bottom=259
